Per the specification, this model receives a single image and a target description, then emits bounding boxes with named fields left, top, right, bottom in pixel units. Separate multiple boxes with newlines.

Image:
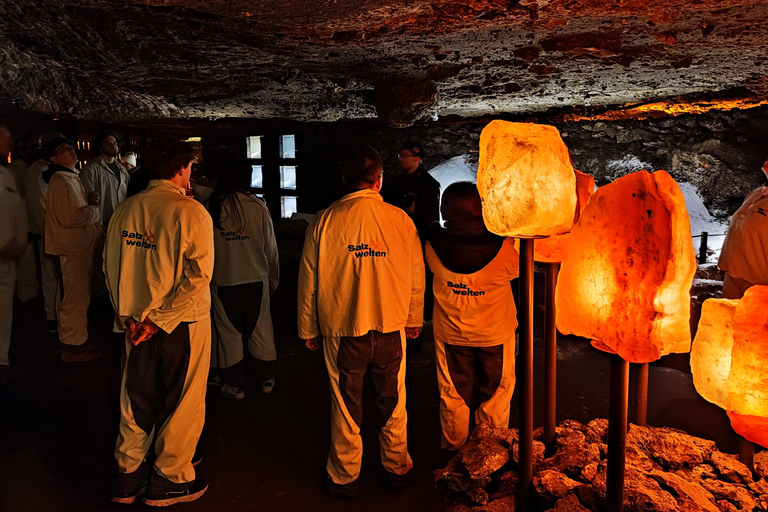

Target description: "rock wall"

left=327, top=107, right=768, bottom=219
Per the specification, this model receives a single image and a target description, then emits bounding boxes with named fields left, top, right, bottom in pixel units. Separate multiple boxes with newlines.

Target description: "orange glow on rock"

left=558, top=98, right=768, bottom=123
left=692, top=286, right=768, bottom=447
left=477, top=121, right=577, bottom=238
left=531, top=169, right=596, bottom=263
left=555, top=170, right=696, bottom=363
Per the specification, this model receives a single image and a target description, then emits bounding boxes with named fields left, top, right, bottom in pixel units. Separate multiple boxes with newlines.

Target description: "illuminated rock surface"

left=436, top=421, right=768, bottom=512
left=477, top=121, right=577, bottom=238
left=692, top=286, right=768, bottom=448
left=555, top=170, right=696, bottom=363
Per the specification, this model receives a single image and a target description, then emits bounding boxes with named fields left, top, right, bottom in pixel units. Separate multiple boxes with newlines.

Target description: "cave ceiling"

left=1, top=0, right=767, bottom=127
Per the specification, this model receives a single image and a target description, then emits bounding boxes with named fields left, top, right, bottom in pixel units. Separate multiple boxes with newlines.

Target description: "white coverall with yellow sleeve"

left=44, top=166, right=101, bottom=350
left=104, top=179, right=214, bottom=495
left=297, top=188, right=425, bottom=490
left=718, top=186, right=768, bottom=299
left=211, top=192, right=279, bottom=387
left=0, top=165, right=27, bottom=371
left=426, top=238, right=519, bottom=450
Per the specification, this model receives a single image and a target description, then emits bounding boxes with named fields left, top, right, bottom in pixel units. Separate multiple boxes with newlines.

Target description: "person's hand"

left=405, top=327, right=422, bottom=339
left=126, top=317, right=160, bottom=346
left=305, top=336, right=322, bottom=351
left=87, top=191, right=100, bottom=206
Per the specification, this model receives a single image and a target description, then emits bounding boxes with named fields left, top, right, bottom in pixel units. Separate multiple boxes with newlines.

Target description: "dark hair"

left=400, top=140, right=425, bottom=158
left=91, top=130, right=121, bottom=156
left=343, top=146, right=383, bottom=187
left=145, top=139, right=199, bottom=180
left=208, top=150, right=252, bottom=231
left=441, top=181, right=483, bottom=222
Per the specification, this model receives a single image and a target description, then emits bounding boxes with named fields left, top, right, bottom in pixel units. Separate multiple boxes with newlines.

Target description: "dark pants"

left=445, top=343, right=503, bottom=411
left=217, top=281, right=264, bottom=388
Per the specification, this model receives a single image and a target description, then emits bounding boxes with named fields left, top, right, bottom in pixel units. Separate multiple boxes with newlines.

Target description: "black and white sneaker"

left=111, top=481, right=147, bottom=505
left=142, top=479, right=208, bottom=507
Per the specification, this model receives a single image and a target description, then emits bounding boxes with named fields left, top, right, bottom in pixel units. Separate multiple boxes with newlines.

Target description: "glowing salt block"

left=555, top=170, right=696, bottom=363
left=531, top=169, right=596, bottom=263
left=691, top=298, right=737, bottom=409
left=477, top=121, right=577, bottom=238
left=727, top=286, right=768, bottom=447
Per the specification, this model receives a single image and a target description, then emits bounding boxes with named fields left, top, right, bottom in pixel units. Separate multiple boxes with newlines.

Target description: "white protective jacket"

left=104, top=180, right=214, bottom=334
left=24, top=159, right=49, bottom=235
left=0, top=166, right=27, bottom=257
left=44, top=168, right=101, bottom=256
left=7, top=159, right=29, bottom=198
left=81, top=155, right=130, bottom=226
left=298, top=188, right=425, bottom=339
left=212, top=192, right=278, bottom=289
left=718, top=186, right=768, bottom=287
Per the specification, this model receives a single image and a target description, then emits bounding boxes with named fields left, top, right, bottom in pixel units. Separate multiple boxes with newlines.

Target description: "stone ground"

left=0, top=271, right=741, bottom=512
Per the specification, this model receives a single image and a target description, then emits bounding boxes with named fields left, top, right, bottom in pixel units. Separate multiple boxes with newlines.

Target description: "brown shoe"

left=61, top=344, right=101, bottom=363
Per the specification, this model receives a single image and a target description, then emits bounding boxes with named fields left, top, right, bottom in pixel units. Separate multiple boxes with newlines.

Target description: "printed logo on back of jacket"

left=219, top=230, right=250, bottom=242
left=122, top=230, right=158, bottom=251
left=447, top=281, right=485, bottom=296
left=348, top=240, right=387, bottom=258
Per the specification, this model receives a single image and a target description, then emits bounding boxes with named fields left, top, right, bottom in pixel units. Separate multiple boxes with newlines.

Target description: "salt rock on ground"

left=466, top=487, right=489, bottom=507
left=531, top=169, right=596, bottom=263
left=495, top=471, right=517, bottom=494
left=692, top=464, right=719, bottom=480
left=716, top=500, right=740, bottom=512
left=434, top=457, right=472, bottom=493
left=539, top=427, right=599, bottom=478
left=593, top=463, right=681, bottom=512
left=555, top=170, right=696, bottom=363
left=549, top=493, right=591, bottom=512
left=710, top=452, right=753, bottom=485
left=700, top=479, right=757, bottom=511
left=460, top=437, right=510, bottom=480
left=533, top=469, right=581, bottom=504
left=511, top=439, right=546, bottom=468
left=754, top=452, right=768, bottom=480
left=585, top=418, right=608, bottom=443
left=477, top=121, right=577, bottom=239
left=627, top=424, right=715, bottom=470
left=648, top=470, right=721, bottom=512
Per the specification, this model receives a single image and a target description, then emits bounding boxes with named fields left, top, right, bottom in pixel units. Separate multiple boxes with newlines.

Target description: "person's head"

left=441, top=181, right=483, bottom=223
left=0, top=126, right=12, bottom=160
left=145, top=139, right=199, bottom=188
left=92, top=130, right=121, bottom=159
left=398, top=141, right=424, bottom=174
left=342, top=146, right=383, bottom=191
left=205, top=149, right=244, bottom=186
left=15, top=132, right=42, bottom=162
left=121, top=151, right=137, bottom=171
left=43, top=137, right=78, bottom=170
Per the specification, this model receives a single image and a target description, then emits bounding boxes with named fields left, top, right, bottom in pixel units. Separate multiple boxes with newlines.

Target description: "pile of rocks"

left=435, top=420, right=768, bottom=511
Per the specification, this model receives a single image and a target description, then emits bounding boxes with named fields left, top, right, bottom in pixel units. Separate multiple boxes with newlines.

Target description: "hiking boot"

left=261, top=377, right=275, bottom=394
left=326, top=475, right=358, bottom=498
left=111, top=481, right=147, bottom=505
left=207, top=374, right=223, bottom=387
left=221, top=383, right=245, bottom=400
left=61, top=344, right=101, bottom=363
left=143, top=479, right=208, bottom=507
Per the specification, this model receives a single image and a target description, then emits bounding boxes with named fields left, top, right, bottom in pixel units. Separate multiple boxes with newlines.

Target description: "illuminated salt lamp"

left=692, top=286, right=768, bottom=448
left=477, top=120, right=577, bottom=239
left=555, top=170, right=696, bottom=363
left=478, top=120, right=579, bottom=512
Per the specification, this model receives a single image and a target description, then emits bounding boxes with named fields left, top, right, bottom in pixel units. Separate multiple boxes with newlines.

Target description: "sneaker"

left=47, top=319, right=57, bottom=333
left=261, top=377, right=275, bottom=394
left=207, top=374, right=223, bottom=387
left=221, top=383, right=245, bottom=400
left=61, top=344, right=101, bottom=363
left=143, top=479, right=208, bottom=507
left=111, top=481, right=147, bottom=505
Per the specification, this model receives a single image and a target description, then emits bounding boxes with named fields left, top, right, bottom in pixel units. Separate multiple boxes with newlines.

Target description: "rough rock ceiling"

left=1, top=0, right=767, bottom=126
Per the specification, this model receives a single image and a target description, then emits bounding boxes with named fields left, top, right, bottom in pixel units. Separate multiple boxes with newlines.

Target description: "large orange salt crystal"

left=477, top=121, right=577, bottom=238
left=531, top=169, right=596, bottom=263
left=726, top=286, right=768, bottom=447
left=555, top=170, right=696, bottom=363
left=691, top=298, right=737, bottom=409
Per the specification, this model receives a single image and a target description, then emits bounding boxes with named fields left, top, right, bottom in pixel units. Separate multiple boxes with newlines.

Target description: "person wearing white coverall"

left=25, top=134, right=66, bottom=330
left=298, top=146, right=425, bottom=497
left=104, top=140, right=213, bottom=507
left=207, top=154, right=279, bottom=400
left=425, top=182, right=519, bottom=450
left=719, top=155, right=768, bottom=299
left=0, top=126, right=28, bottom=386
left=42, top=137, right=102, bottom=362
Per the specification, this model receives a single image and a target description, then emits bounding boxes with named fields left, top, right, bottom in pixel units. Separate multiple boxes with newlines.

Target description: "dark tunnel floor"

left=0, top=278, right=742, bottom=512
